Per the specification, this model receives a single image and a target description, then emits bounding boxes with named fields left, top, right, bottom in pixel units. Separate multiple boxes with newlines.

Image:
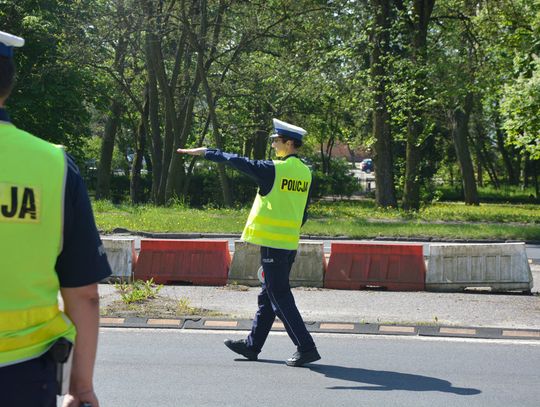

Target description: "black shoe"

left=224, top=339, right=258, bottom=361
left=286, top=349, right=321, bottom=367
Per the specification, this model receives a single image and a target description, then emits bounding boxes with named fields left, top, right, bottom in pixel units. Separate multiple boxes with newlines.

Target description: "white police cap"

left=271, top=118, right=307, bottom=141
left=0, top=31, right=25, bottom=58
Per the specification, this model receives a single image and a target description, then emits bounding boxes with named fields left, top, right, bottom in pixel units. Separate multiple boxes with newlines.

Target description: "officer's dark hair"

left=0, top=56, right=15, bottom=100
left=280, top=136, right=303, bottom=149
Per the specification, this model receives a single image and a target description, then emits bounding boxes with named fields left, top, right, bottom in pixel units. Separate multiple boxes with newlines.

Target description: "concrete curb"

left=99, top=317, right=540, bottom=341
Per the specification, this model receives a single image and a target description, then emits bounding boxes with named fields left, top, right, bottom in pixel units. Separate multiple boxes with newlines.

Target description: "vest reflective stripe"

left=0, top=124, right=75, bottom=367
left=254, top=215, right=301, bottom=229
left=0, top=313, right=72, bottom=352
left=0, top=304, right=58, bottom=331
left=242, top=157, right=311, bottom=250
left=248, top=228, right=299, bottom=243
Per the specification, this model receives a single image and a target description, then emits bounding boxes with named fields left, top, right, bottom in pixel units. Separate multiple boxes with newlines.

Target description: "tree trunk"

left=370, top=0, right=396, bottom=207
left=95, top=16, right=127, bottom=201
left=401, top=0, right=435, bottom=211
left=200, top=64, right=233, bottom=206
left=96, top=99, right=122, bottom=200
left=534, top=160, right=539, bottom=199
left=474, top=119, right=500, bottom=188
left=143, top=1, right=175, bottom=204
left=182, top=115, right=212, bottom=198
left=167, top=37, right=206, bottom=201
left=471, top=104, right=500, bottom=189
left=155, top=44, right=179, bottom=204
left=482, top=146, right=500, bottom=188
left=451, top=93, right=479, bottom=205
left=523, top=152, right=533, bottom=188
left=324, top=133, right=335, bottom=175
left=195, top=0, right=233, bottom=206
left=252, top=128, right=268, bottom=160
left=495, top=127, right=519, bottom=185
left=347, top=144, right=357, bottom=168
left=130, top=86, right=149, bottom=204
left=320, top=143, right=328, bottom=174
left=166, top=63, right=194, bottom=201
left=252, top=108, right=271, bottom=160
left=144, top=0, right=187, bottom=204
left=476, top=156, right=483, bottom=187
left=470, top=130, right=482, bottom=187
left=402, top=124, right=422, bottom=210
left=145, top=18, right=162, bottom=204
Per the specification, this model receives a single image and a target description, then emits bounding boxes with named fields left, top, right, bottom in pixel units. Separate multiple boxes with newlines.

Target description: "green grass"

left=303, top=218, right=540, bottom=240
left=93, top=199, right=540, bottom=241
left=308, top=200, right=540, bottom=223
left=93, top=200, right=247, bottom=233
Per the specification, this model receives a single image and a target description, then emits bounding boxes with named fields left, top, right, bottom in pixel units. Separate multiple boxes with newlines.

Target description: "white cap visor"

left=0, top=31, right=25, bottom=48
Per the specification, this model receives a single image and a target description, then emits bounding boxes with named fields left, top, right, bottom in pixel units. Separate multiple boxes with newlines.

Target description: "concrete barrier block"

left=290, top=241, right=325, bottom=288
left=426, top=243, right=533, bottom=292
left=228, top=241, right=260, bottom=285
left=101, top=237, right=136, bottom=281
left=228, top=241, right=325, bottom=287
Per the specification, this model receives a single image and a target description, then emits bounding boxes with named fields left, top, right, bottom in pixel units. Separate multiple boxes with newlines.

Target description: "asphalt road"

left=84, top=328, right=540, bottom=407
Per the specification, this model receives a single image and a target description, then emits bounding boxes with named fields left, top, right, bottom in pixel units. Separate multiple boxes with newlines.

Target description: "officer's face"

left=272, top=137, right=289, bottom=157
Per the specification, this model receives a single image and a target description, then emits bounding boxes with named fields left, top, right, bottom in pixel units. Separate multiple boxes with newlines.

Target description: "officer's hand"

left=176, top=147, right=207, bottom=156
left=62, top=390, right=99, bottom=407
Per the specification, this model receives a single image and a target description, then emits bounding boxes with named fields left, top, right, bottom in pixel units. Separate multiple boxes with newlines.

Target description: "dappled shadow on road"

left=308, top=364, right=481, bottom=395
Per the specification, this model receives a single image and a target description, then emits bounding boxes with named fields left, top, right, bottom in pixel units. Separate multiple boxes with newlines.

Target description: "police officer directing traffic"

left=0, top=31, right=111, bottom=406
left=177, top=118, right=321, bottom=367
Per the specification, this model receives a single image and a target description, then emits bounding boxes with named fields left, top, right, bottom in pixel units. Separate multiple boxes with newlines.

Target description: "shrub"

left=309, top=156, right=359, bottom=199
left=437, top=185, right=539, bottom=204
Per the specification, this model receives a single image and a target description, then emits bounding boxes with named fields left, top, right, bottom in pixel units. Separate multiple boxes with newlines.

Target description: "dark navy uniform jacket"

left=204, top=148, right=310, bottom=225
left=0, top=108, right=111, bottom=287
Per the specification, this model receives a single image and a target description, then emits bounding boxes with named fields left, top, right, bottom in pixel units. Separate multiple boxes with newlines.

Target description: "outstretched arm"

left=177, top=147, right=275, bottom=195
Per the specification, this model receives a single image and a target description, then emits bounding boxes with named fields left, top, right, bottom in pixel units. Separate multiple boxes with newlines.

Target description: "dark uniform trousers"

left=0, top=353, right=57, bottom=407
left=247, top=246, right=316, bottom=353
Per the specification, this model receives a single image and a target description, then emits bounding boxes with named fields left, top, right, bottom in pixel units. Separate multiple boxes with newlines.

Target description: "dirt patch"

left=100, top=295, right=226, bottom=319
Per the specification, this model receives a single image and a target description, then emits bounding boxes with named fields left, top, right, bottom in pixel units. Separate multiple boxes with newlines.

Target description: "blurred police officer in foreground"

left=0, top=31, right=111, bottom=406
left=177, top=118, right=321, bottom=367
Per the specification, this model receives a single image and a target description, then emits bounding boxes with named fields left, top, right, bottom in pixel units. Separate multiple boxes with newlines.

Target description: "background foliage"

left=2, top=0, right=539, bottom=208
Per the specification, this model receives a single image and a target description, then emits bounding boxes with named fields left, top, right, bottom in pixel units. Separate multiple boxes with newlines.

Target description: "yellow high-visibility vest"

left=242, top=157, right=311, bottom=250
left=0, top=123, right=76, bottom=367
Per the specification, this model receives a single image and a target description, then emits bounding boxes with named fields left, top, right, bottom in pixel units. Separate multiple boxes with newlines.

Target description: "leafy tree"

left=1, top=0, right=96, bottom=162
left=501, top=59, right=540, bottom=161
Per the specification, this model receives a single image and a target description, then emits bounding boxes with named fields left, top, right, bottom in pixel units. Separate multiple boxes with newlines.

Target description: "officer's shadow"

left=254, top=359, right=480, bottom=395
left=308, top=364, right=481, bottom=395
